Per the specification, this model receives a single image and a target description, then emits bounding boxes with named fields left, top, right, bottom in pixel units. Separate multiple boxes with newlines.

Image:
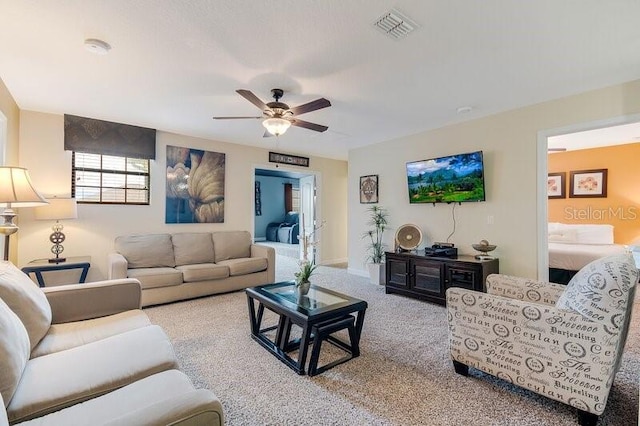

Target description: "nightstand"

left=21, top=256, right=91, bottom=287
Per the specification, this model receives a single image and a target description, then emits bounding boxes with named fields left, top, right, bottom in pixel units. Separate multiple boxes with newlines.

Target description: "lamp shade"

left=262, top=117, right=291, bottom=136
left=0, top=167, right=48, bottom=207
left=34, top=198, right=78, bottom=220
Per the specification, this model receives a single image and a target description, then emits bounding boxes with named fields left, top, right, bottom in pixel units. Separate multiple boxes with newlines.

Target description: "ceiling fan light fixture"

left=262, top=117, right=291, bottom=136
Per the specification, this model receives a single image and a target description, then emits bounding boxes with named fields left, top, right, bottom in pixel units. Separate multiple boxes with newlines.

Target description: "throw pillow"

left=0, top=261, right=52, bottom=351
left=115, top=234, right=176, bottom=268
left=0, top=298, right=30, bottom=406
left=556, top=253, right=638, bottom=334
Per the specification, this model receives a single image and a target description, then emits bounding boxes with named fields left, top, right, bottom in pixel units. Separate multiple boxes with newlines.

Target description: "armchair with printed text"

left=446, top=253, right=638, bottom=426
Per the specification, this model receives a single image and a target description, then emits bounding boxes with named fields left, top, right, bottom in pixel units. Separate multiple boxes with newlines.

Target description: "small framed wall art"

left=547, top=172, right=566, bottom=199
left=569, top=169, right=608, bottom=198
left=360, top=175, right=379, bottom=204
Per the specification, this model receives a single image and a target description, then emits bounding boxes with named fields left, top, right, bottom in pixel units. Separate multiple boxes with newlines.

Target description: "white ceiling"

left=1, top=1, right=640, bottom=161
left=548, top=121, right=640, bottom=152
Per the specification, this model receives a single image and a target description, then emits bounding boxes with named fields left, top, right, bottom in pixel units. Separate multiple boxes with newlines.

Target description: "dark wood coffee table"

left=245, top=281, right=367, bottom=375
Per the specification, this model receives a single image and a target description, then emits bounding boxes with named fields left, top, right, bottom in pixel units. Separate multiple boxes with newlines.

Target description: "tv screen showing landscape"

left=406, top=151, right=485, bottom=203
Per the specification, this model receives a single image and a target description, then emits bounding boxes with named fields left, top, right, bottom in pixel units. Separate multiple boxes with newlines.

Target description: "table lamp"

left=0, top=167, right=48, bottom=261
left=34, top=198, right=78, bottom=263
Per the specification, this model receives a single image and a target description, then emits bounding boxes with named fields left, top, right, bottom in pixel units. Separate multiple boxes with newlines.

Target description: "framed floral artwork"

left=547, top=172, right=565, bottom=199
left=569, top=169, right=607, bottom=198
left=360, top=175, right=378, bottom=204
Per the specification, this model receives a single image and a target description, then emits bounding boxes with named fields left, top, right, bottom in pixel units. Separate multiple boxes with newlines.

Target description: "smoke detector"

left=373, top=10, right=417, bottom=40
left=84, top=38, right=111, bottom=55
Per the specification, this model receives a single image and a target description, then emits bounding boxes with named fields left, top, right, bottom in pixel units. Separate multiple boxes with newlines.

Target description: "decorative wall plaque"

left=269, top=151, right=309, bottom=167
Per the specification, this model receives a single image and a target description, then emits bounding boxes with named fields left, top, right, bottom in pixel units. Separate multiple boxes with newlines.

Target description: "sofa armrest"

left=103, top=389, right=224, bottom=426
left=108, top=252, right=128, bottom=279
left=486, top=273, right=566, bottom=306
left=251, top=244, right=276, bottom=283
left=43, top=279, right=142, bottom=324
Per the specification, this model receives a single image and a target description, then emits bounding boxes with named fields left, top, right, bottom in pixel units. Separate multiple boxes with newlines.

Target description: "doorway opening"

left=537, top=115, right=640, bottom=280
left=253, top=166, right=319, bottom=264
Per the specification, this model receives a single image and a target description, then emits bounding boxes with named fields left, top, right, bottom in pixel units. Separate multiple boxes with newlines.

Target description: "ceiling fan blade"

left=290, top=98, right=331, bottom=116
left=212, top=116, right=263, bottom=120
left=263, top=130, right=274, bottom=138
left=236, top=89, right=269, bottom=111
left=291, top=119, right=328, bottom=133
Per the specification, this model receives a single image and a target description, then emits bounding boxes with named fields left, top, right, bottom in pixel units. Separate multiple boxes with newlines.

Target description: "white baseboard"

left=321, top=257, right=348, bottom=266
left=254, top=237, right=266, bottom=242
left=347, top=267, right=368, bottom=278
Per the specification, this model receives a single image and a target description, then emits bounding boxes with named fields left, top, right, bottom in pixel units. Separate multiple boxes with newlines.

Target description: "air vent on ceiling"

left=373, top=10, right=417, bottom=40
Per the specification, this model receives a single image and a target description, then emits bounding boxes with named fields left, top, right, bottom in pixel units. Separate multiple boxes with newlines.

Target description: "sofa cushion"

left=127, top=267, right=183, bottom=290
left=211, top=231, right=251, bottom=262
left=556, top=253, right=638, bottom=329
left=115, top=234, right=175, bottom=268
left=171, top=233, right=215, bottom=266
left=0, top=262, right=52, bottom=351
left=216, top=258, right=268, bottom=277
left=175, top=264, right=229, bottom=283
left=0, top=298, right=30, bottom=408
left=6, top=325, right=178, bottom=423
left=31, top=310, right=151, bottom=358
left=13, top=370, right=219, bottom=426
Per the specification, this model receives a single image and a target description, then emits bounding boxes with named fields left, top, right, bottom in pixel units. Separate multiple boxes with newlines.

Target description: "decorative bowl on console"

left=472, top=239, right=497, bottom=260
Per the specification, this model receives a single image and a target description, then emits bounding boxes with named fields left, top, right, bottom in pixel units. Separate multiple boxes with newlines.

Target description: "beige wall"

left=16, top=111, right=347, bottom=281
left=348, top=79, right=640, bottom=279
left=0, top=77, right=22, bottom=261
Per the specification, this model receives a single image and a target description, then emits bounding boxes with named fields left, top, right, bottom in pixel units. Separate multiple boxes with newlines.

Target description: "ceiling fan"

left=213, top=89, right=331, bottom=137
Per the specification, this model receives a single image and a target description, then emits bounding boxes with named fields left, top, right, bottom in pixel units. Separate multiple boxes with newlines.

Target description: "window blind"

left=64, top=114, right=156, bottom=160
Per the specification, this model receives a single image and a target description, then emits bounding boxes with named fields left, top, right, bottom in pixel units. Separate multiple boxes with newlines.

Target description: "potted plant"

left=294, top=260, right=317, bottom=296
left=363, top=205, right=389, bottom=285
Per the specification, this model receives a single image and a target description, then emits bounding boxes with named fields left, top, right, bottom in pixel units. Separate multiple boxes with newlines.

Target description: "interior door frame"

left=251, top=163, right=322, bottom=261
left=536, top=112, right=640, bottom=280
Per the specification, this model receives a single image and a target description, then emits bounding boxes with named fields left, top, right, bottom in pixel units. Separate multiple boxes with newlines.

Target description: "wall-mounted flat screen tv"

left=406, top=151, right=485, bottom=203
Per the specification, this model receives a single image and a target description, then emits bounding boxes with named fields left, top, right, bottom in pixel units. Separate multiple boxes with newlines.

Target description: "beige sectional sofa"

left=108, top=230, right=275, bottom=307
left=0, top=261, right=223, bottom=425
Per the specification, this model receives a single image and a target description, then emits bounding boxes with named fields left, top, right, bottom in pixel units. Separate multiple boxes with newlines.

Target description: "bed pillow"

left=556, top=253, right=638, bottom=331
left=0, top=297, right=30, bottom=406
left=0, top=261, right=52, bottom=351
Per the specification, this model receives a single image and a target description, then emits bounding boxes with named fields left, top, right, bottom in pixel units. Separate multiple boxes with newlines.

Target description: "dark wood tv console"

left=385, top=251, right=499, bottom=305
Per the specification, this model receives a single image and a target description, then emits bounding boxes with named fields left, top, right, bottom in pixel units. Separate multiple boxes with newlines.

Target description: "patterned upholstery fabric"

left=446, top=253, right=638, bottom=419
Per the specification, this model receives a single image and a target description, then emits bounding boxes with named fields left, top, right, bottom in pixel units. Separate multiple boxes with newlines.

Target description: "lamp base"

left=48, top=257, right=66, bottom=264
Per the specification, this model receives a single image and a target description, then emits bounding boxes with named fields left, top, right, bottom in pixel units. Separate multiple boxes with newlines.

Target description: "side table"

left=21, top=256, right=91, bottom=287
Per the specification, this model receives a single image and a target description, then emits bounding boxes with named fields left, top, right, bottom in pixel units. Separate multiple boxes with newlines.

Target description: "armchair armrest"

left=108, top=252, right=128, bottom=279
left=486, top=273, right=567, bottom=306
left=103, top=389, right=224, bottom=426
left=446, top=287, right=620, bottom=415
left=43, top=279, right=142, bottom=324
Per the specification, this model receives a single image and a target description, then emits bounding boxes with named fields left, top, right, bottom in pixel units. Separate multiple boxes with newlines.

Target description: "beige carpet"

left=145, top=256, right=639, bottom=425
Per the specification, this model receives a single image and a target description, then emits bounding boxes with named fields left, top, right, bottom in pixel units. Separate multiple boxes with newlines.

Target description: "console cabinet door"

left=446, top=264, right=480, bottom=291
left=412, top=259, right=445, bottom=297
left=386, top=257, right=409, bottom=289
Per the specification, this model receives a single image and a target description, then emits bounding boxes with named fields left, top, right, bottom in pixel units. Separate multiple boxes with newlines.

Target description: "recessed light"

left=84, top=38, right=111, bottom=55
left=456, top=106, right=473, bottom=114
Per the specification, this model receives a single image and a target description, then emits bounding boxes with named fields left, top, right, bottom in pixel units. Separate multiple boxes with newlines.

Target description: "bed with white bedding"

left=548, top=222, right=627, bottom=284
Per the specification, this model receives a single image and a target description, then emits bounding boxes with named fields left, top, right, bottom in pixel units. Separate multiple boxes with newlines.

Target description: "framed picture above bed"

left=569, top=169, right=608, bottom=198
left=547, top=172, right=566, bottom=199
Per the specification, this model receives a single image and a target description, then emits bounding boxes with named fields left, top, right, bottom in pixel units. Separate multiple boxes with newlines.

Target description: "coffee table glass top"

left=254, top=281, right=362, bottom=315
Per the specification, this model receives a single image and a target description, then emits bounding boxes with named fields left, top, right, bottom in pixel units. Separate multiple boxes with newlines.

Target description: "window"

left=72, top=152, right=150, bottom=204
left=292, top=187, right=300, bottom=212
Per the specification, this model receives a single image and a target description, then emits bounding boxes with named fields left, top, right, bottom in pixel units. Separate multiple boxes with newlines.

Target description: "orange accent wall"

left=548, top=143, right=640, bottom=244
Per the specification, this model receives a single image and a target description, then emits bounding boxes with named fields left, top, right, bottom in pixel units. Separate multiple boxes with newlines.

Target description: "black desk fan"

left=395, top=224, right=423, bottom=253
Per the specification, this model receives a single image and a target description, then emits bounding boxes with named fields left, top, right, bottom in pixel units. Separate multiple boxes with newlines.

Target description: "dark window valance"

left=64, top=114, right=156, bottom=160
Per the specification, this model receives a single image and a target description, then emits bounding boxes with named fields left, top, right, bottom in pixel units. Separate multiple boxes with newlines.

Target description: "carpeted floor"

left=145, top=255, right=639, bottom=425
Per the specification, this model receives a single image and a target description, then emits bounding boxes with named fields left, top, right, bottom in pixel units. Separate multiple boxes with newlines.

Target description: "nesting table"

left=245, top=281, right=367, bottom=376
